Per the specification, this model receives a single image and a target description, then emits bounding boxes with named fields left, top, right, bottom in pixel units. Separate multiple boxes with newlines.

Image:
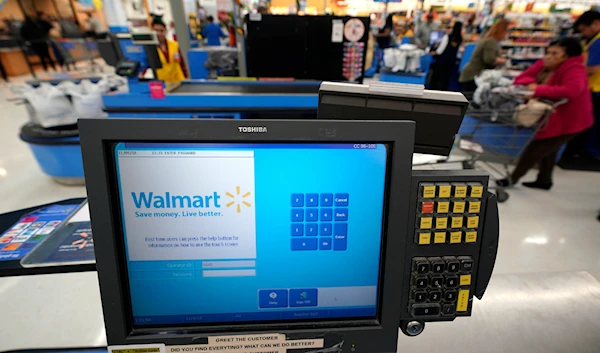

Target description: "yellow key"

left=457, top=289, right=470, bottom=312
left=470, top=184, right=484, bottom=198
left=468, top=201, right=481, bottom=213
left=438, top=184, right=451, bottom=198
left=450, top=231, right=462, bottom=244
left=453, top=184, right=467, bottom=198
left=460, top=274, right=472, bottom=286
left=420, top=217, right=433, bottom=229
left=434, top=231, right=446, bottom=244
left=422, top=184, right=436, bottom=198
left=465, top=230, right=477, bottom=243
left=466, top=216, right=479, bottom=228
left=451, top=216, right=463, bottom=228
left=452, top=201, right=465, bottom=213
left=437, top=201, right=450, bottom=213
left=417, top=232, right=431, bottom=245
left=435, top=217, right=448, bottom=229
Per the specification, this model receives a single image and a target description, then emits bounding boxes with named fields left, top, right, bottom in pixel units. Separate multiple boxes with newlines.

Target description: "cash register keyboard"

left=405, top=173, right=488, bottom=321
left=410, top=255, right=473, bottom=317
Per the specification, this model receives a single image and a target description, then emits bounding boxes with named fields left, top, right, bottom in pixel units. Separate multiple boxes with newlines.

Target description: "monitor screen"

left=430, top=30, right=445, bottom=45
left=113, top=142, right=389, bottom=327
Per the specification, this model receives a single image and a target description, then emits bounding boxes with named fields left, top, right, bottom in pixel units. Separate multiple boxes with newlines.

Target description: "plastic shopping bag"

left=383, top=48, right=396, bottom=69
left=22, top=83, right=76, bottom=128
left=67, top=79, right=108, bottom=119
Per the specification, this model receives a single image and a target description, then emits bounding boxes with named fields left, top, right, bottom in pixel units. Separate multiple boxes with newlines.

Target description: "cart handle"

left=538, top=98, right=568, bottom=109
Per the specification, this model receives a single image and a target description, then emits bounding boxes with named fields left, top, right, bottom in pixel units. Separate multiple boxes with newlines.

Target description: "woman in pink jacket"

left=497, top=38, right=594, bottom=190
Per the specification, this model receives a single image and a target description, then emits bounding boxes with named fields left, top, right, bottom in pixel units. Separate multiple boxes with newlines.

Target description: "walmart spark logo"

left=226, top=186, right=252, bottom=213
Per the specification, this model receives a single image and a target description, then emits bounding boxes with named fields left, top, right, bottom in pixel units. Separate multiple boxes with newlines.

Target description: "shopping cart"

left=456, top=98, right=567, bottom=202
left=56, top=38, right=103, bottom=73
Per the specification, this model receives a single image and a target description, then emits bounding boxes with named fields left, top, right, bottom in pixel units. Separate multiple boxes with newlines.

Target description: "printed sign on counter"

left=149, top=81, right=166, bottom=99
left=167, top=333, right=324, bottom=353
left=332, top=20, right=344, bottom=43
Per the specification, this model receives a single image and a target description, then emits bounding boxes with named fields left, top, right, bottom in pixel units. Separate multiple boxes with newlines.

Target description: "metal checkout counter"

left=1, top=84, right=600, bottom=353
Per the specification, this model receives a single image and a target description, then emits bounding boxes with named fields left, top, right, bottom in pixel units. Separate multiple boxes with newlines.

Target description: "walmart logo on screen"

left=131, top=192, right=222, bottom=209
left=131, top=186, right=253, bottom=213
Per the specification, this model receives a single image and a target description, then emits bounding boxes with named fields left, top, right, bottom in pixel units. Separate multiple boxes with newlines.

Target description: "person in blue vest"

left=202, top=16, right=227, bottom=46
left=429, top=21, right=463, bottom=91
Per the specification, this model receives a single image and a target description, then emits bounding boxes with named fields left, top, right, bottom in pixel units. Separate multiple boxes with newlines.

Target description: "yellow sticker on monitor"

left=109, top=344, right=165, bottom=353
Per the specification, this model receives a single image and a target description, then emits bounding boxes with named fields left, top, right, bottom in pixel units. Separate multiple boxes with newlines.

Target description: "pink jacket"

left=514, top=56, right=594, bottom=140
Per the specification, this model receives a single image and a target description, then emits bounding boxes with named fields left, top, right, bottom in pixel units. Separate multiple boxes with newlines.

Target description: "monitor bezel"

left=80, top=119, right=414, bottom=352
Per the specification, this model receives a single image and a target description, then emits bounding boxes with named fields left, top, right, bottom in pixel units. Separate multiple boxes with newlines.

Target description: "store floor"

left=0, top=79, right=599, bottom=351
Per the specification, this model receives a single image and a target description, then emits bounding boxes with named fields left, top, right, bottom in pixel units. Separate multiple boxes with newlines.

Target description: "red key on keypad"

left=421, top=202, right=434, bottom=213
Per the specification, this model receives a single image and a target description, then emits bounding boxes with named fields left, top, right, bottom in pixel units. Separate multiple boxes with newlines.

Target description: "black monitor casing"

left=79, top=119, right=415, bottom=353
left=318, top=82, right=469, bottom=156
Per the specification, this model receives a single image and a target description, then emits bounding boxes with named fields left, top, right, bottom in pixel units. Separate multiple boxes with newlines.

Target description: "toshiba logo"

left=238, top=126, right=268, bottom=133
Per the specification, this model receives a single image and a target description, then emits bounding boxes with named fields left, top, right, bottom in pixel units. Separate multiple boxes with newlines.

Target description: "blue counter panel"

left=103, top=93, right=319, bottom=109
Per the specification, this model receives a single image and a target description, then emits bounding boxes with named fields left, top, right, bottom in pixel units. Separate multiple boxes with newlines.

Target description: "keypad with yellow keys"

left=405, top=171, right=490, bottom=322
left=415, top=182, right=483, bottom=246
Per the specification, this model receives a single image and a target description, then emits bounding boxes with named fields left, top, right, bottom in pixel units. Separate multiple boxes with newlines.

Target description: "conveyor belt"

left=170, top=83, right=320, bottom=95
left=26, top=77, right=103, bottom=87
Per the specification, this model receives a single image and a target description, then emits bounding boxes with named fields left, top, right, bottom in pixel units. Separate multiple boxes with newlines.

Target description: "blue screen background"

left=115, top=143, right=389, bottom=326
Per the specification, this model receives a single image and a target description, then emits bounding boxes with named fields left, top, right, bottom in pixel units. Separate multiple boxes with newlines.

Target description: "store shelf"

left=509, top=35, right=554, bottom=38
left=509, top=27, right=555, bottom=31
left=502, top=43, right=549, bottom=47
left=510, top=56, right=543, bottom=61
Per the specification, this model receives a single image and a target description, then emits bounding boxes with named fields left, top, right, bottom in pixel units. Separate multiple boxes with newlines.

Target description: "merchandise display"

left=0, top=204, right=79, bottom=261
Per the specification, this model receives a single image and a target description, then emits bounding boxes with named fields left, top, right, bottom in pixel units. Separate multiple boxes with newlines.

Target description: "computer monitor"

left=429, top=30, right=445, bottom=46
left=80, top=119, right=415, bottom=351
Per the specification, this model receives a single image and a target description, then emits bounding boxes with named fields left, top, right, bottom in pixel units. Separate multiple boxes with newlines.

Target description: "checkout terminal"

left=78, top=85, right=499, bottom=353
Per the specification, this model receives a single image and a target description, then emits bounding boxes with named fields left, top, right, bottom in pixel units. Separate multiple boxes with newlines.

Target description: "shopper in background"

left=405, top=22, right=415, bottom=37
left=20, top=12, right=56, bottom=71
left=152, top=18, right=187, bottom=83
left=395, top=21, right=414, bottom=44
left=415, top=12, right=435, bottom=49
left=496, top=38, right=593, bottom=190
left=562, top=10, right=600, bottom=161
left=374, top=14, right=394, bottom=49
left=84, top=13, right=106, bottom=39
left=465, top=14, right=477, bottom=34
left=459, top=19, right=509, bottom=93
left=202, top=16, right=227, bottom=46
left=48, top=17, right=71, bottom=71
left=429, top=21, right=463, bottom=91
left=0, top=60, right=7, bottom=82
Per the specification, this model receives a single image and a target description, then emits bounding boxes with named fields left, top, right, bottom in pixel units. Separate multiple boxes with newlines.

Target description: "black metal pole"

left=51, top=0, right=63, bottom=19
